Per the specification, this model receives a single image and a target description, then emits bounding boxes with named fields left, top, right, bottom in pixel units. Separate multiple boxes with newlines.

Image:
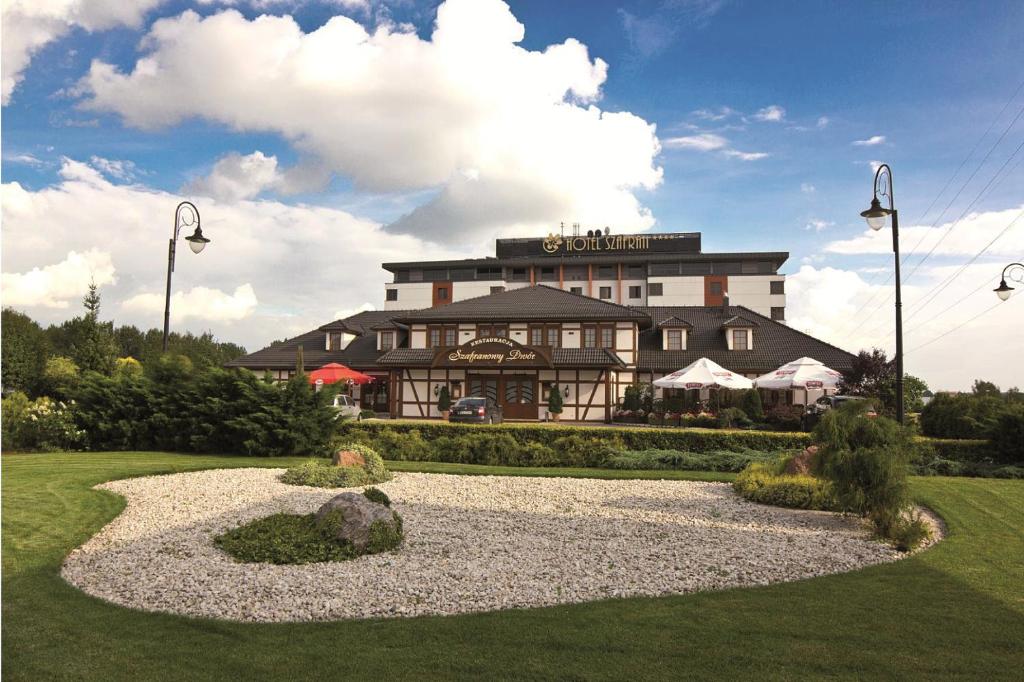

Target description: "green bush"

left=764, top=404, right=804, bottom=431
left=740, top=389, right=765, bottom=421
left=920, top=393, right=1008, bottom=439
left=69, top=366, right=338, bottom=456
left=363, top=487, right=391, bottom=506
left=990, top=407, right=1024, bottom=464
left=281, top=449, right=392, bottom=488
left=814, top=402, right=919, bottom=545
left=214, top=510, right=403, bottom=565
left=716, top=407, right=751, bottom=429
left=733, top=461, right=838, bottom=510
left=606, top=448, right=783, bottom=472
left=1, top=392, right=84, bottom=452
left=340, top=420, right=811, bottom=453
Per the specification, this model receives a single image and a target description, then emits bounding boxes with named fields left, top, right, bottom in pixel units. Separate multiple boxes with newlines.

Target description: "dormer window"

left=666, top=330, right=684, bottom=350
left=658, top=316, right=691, bottom=350
left=327, top=332, right=352, bottom=350
left=380, top=331, right=394, bottom=351
left=721, top=314, right=758, bottom=351
left=733, top=329, right=748, bottom=351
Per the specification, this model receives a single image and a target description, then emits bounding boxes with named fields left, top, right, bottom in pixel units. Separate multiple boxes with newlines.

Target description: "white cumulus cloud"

left=76, top=1, right=663, bottom=242
left=1, top=249, right=116, bottom=308
left=1, top=0, right=166, bottom=104
left=752, top=105, right=785, bottom=122
left=122, top=284, right=258, bottom=323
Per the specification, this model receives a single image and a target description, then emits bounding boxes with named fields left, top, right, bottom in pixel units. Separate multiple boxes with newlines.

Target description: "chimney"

left=721, top=293, right=729, bottom=315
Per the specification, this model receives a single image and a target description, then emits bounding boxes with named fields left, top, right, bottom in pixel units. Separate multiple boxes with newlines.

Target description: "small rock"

left=784, top=445, right=819, bottom=476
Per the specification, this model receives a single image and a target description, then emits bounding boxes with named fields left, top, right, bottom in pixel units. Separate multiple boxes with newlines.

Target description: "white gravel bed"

left=62, top=468, right=926, bottom=622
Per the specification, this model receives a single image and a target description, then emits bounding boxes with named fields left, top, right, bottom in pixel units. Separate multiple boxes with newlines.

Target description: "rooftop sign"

left=495, top=232, right=701, bottom=258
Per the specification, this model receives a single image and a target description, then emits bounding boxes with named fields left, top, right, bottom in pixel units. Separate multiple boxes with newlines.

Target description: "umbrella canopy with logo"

left=653, top=358, right=754, bottom=390
left=753, top=357, right=843, bottom=390
left=307, top=363, right=375, bottom=386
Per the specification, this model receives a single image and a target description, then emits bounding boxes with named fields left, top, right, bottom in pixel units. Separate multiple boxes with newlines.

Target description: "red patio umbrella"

left=307, top=363, right=374, bottom=385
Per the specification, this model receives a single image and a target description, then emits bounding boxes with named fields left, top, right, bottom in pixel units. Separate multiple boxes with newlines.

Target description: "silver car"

left=331, top=394, right=362, bottom=420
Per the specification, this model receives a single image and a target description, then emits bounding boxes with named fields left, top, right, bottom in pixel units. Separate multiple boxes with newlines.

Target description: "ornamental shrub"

left=437, top=385, right=451, bottom=413
left=990, top=406, right=1024, bottom=464
left=814, top=401, right=924, bottom=546
left=740, top=389, right=765, bottom=422
left=0, top=392, right=84, bottom=451
left=765, top=404, right=805, bottom=431
left=920, top=393, right=1007, bottom=439
left=606, top=448, right=783, bottom=472
left=281, top=445, right=391, bottom=488
left=548, top=385, right=564, bottom=414
left=716, top=407, right=751, bottom=429
left=733, top=460, right=839, bottom=510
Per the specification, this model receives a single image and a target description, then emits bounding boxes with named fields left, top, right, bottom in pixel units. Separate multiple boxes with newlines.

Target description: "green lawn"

left=3, top=452, right=1023, bottom=681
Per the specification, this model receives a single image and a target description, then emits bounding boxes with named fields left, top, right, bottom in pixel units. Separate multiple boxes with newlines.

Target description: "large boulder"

left=315, top=492, right=401, bottom=552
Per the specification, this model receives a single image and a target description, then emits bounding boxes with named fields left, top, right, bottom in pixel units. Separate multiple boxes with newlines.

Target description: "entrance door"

left=502, top=375, right=538, bottom=420
left=467, top=376, right=499, bottom=403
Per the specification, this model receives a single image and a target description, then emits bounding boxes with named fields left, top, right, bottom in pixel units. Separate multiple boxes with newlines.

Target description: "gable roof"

left=392, top=285, right=651, bottom=326
left=635, top=305, right=855, bottom=374
left=320, top=309, right=412, bottom=334
left=721, top=315, right=760, bottom=328
left=657, top=316, right=693, bottom=329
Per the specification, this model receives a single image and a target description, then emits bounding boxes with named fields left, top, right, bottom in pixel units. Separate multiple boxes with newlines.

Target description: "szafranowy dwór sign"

left=432, top=337, right=553, bottom=368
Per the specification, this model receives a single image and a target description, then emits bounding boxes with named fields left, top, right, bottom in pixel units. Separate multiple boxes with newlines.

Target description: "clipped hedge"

left=339, top=420, right=812, bottom=453
left=605, top=448, right=783, bottom=473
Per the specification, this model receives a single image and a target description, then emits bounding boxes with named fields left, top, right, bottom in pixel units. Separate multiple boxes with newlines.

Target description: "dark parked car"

left=448, top=397, right=503, bottom=424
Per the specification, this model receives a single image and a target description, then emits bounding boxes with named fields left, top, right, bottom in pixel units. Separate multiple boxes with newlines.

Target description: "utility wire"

left=838, top=89, right=1024, bottom=339
left=906, top=296, right=1015, bottom=355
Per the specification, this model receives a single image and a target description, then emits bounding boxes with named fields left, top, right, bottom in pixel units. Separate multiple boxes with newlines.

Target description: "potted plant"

left=437, top=385, right=451, bottom=420
left=548, top=384, right=564, bottom=422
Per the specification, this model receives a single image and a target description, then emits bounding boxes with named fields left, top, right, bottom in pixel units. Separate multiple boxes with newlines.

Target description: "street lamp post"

left=163, top=201, right=211, bottom=351
left=859, top=164, right=905, bottom=424
left=994, top=262, right=1024, bottom=301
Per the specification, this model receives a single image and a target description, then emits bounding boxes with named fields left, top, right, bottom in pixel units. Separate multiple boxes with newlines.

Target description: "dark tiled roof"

left=634, top=305, right=855, bottom=374
left=375, top=349, right=434, bottom=366
left=371, top=319, right=409, bottom=331
left=721, top=315, right=760, bottom=328
left=393, top=285, right=651, bottom=325
left=320, top=310, right=412, bottom=334
left=553, top=348, right=625, bottom=367
left=657, top=316, right=693, bottom=328
left=227, top=312, right=406, bottom=371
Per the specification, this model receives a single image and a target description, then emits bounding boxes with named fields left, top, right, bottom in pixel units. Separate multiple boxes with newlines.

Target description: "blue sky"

left=2, top=0, right=1023, bottom=389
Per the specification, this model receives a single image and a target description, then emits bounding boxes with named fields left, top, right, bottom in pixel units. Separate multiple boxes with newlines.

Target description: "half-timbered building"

left=227, top=285, right=855, bottom=421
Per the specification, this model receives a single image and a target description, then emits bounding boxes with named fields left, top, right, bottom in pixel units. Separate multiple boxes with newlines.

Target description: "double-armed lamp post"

left=162, top=201, right=211, bottom=351
left=859, top=163, right=905, bottom=424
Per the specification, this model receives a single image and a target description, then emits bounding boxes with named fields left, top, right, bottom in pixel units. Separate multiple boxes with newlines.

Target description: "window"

left=477, top=324, right=507, bottom=338
left=599, top=286, right=612, bottom=300
left=771, top=307, right=785, bottom=321
left=386, top=289, right=398, bottom=301
left=680, top=262, right=711, bottom=275
left=539, top=266, right=557, bottom=281
left=582, top=324, right=614, bottom=349
left=380, top=331, right=394, bottom=351
left=626, top=264, right=645, bottom=279
left=741, top=261, right=758, bottom=274
left=733, top=329, right=749, bottom=351
left=667, top=329, right=683, bottom=350
left=710, top=281, right=723, bottom=295
left=629, top=285, right=642, bottom=299
left=770, top=280, right=785, bottom=295
left=597, top=265, right=615, bottom=279
left=529, top=324, right=560, bottom=347
left=476, top=266, right=502, bottom=280
left=490, top=286, right=505, bottom=294
left=437, top=287, right=449, bottom=301
left=570, top=286, right=583, bottom=295
left=428, top=325, right=457, bottom=347
left=510, top=267, right=528, bottom=281
left=424, top=269, right=447, bottom=281
left=649, top=283, right=663, bottom=296
left=547, top=326, right=560, bottom=348
left=650, top=263, right=679, bottom=276
left=329, top=332, right=343, bottom=350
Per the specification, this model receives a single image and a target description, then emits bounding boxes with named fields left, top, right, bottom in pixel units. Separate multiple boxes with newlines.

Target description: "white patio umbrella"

left=753, top=357, right=843, bottom=390
left=654, top=358, right=754, bottom=390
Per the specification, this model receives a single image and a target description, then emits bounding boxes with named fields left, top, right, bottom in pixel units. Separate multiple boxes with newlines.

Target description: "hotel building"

left=227, top=232, right=854, bottom=421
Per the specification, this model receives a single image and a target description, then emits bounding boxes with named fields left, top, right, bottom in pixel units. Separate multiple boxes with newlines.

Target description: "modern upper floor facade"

left=381, top=231, right=788, bottom=320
